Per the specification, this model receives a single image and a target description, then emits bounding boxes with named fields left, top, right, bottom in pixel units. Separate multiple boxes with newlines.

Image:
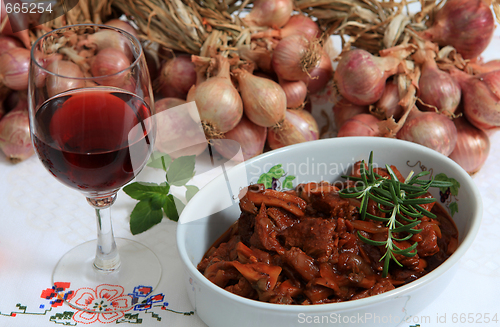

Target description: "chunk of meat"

left=267, top=207, right=297, bottom=231
left=250, top=204, right=286, bottom=254
left=310, top=191, right=358, bottom=220
left=282, top=218, right=337, bottom=262
left=412, top=221, right=441, bottom=257
left=283, top=247, right=320, bottom=282
left=245, top=187, right=306, bottom=217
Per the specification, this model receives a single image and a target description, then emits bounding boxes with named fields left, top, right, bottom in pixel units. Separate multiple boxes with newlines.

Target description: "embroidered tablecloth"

left=1, top=31, right=500, bottom=327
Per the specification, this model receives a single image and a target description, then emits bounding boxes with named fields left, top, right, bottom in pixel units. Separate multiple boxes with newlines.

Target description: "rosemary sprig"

left=339, top=152, right=453, bottom=278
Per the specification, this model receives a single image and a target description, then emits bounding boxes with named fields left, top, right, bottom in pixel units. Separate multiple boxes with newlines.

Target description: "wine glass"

left=28, top=24, right=160, bottom=312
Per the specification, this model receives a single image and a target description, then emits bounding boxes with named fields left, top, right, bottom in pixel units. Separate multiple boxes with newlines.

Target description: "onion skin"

left=272, top=35, right=313, bottom=81
left=421, top=0, right=494, bottom=59
left=396, top=107, right=457, bottom=156
left=374, top=82, right=403, bottom=120
left=281, top=14, right=321, bottom=40
left=301, top=49, right=333, bottom=95
left=235, top=68, right=286, bottom=127
left=334, top=49, right=400, bottom=106
left=46, top=60, right=86, bottom=98
left=449, top=116, right=490, bottom=175
left=187, top=56, right=243, bottom=134
left=104, top=19, right=139, bottom=39
left=332, top=99, right=369, bottom=128
left=0, top=47, right=30, bottom=90
left=337, top=114, right=380, bottom=137
left=0, top=94, right=33, bottom=163
left=267, top=109, right=319, bottom=150
left=279, top=78, right=307, bottom=109
left=90, top=48, right=131, bottom=87
left=0, top=35, right=23, bottom=55
left=450, top=68, right=500, bottom=131
left=0, top=0, right=31, bottom=48
left=214, top=115, right=267, bottom=161
left=418, top=57, right=461, bottom=114
left=155, top=98, right=207, bottom=158
left=157, top=55, right=196, bottom=99
left=243, top=0, right=293, bottom=29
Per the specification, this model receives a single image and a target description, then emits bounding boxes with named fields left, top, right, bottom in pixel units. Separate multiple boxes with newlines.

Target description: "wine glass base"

left=52, top=238, right=162, bottom=313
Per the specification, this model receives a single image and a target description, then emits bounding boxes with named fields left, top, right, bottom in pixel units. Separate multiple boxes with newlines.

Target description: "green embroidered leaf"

left=449, top=202, right=459, bottom=217
left=257, top=173, right=273, bottom=189
left=267, top=164, right=285, bottom=179
left=130, top=200, right=164, bottom=235
left=282, top=175, right=296, bottom=189
left=147, top=151, right=172, bottom=171
left=434, top=173, right=460, bottom=195
left=166, top=155, right=196, bottom=186
left=123, top=182, right=170, bottom=200
left=185, top=185, right=199, bottom=202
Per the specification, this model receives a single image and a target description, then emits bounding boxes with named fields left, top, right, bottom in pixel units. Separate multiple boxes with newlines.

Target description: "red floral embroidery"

left=69, top=285, right=133, bottom=324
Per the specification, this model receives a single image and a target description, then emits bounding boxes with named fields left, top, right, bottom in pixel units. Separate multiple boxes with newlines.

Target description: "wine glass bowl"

left=28, top=24, right=160, bottom=312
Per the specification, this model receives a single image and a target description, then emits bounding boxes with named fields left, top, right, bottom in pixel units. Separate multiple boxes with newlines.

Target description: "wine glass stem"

left=87, top=195, right=121, bottom=272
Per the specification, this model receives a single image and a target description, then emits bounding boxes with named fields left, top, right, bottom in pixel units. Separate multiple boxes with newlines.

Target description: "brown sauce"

left=197, top=169, right=459, bottom=305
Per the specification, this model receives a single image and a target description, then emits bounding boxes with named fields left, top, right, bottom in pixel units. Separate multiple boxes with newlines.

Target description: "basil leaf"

left=147, top=151, right=172, bottom=171
left=163, top=194, right=185, bottom=222
left=185, top=185, right=199, bottom=202
left=167, top=155, right=196, bottom=186
left=129, top=200, right=163, bottom=235
left=123, top=182, right=170, bottom=200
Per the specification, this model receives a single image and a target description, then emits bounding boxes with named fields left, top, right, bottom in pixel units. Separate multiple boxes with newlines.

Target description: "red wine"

left=32, top=88, right=154, bottom=195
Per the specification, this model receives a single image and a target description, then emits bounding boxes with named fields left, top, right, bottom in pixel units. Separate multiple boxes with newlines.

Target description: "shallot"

left=272, top=35, right=321, bottom=81
left=251, top=14, right=320, bottom=41
left=214, top=115, right=267, bottom=161
left=267, top=109, right=319, bottom=149
left=155, top=98, right=207, bottom=158
left=301, top=49, right=333, bottom=94
left=156, top=55, right=196, bottom=99
left=334, top=48, right=401, bottom=106
left=449, top=68, right=500, bottom=131
left=337, top=114, right=381, bottom=137
left=104, top=19, right=139, bottom=39
left=280, top=14, right=321, bottom=40
left=417, top=54, right=461, bottom=114
left=90, top=47, right=131, bottom=87
left=0, top=0, right=31, bottom=48
left=420, top=0, right=494, bottom=59
left=234, top=68, right=286, bottom=127
left=279, top=78, right=307, bottom=109
left=396, top=107, right=457, bottom=156
left=243, top=0, right=293, bottom=29
left=0, top=47, right=30, bottom=90
left=0, top=35, right=23, bottom=55
left=187, top=56, right=243, bottom=135
left=46, top=60, right=86, bottom=97
left=373, top=82, right=403, bottom=120
left=332, top=98, right=369, bottom=128
left=449, top=116, right=490, bottom=175
left=0, top=93, right=33, bottom=163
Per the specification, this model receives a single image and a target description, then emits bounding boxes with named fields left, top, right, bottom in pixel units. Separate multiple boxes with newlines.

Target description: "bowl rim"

left=177, top=137, right=483, bottom=312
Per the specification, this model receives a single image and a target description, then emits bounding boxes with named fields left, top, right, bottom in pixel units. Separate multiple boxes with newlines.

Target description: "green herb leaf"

left=147, top=151, right=172, bottom=171
left=185, top=185, right=199, bottom=202
left=129, top=200, right=164, bottom=235
left=163, top=194, right=184, bottom=222
left=123, top=182, right=170, bottom=200
left=167, top=155, right=196, bottom=186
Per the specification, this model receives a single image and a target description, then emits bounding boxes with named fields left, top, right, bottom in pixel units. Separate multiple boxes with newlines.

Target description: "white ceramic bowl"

left=177, top=137, right=482, bottom=327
